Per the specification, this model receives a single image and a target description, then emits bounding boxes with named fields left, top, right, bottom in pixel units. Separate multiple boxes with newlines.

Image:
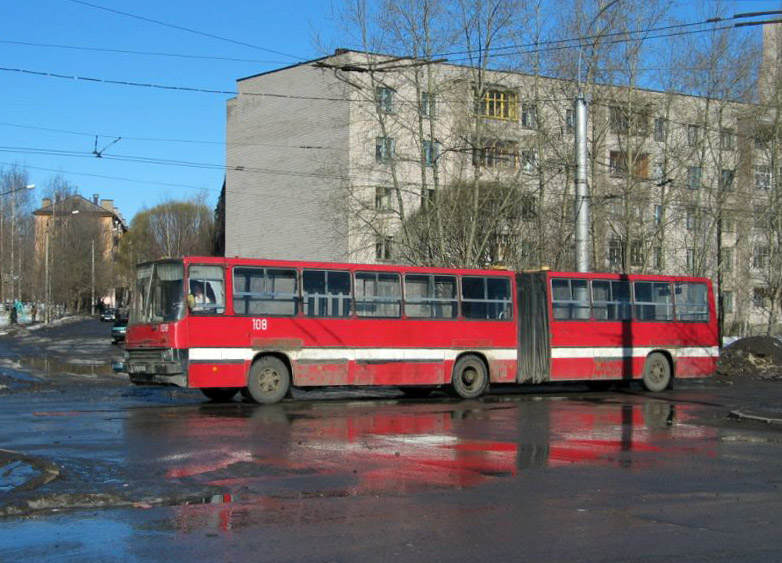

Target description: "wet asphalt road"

left=1, top=320, right=782, bottom=562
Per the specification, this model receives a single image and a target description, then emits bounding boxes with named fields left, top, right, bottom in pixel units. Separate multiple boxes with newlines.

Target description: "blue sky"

left=1, top=0, right=780, bottom=222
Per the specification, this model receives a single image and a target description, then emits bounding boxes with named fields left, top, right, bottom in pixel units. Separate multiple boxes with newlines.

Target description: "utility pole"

left=45, top=224, right=50, bottom=324
left=91, top=239, right=95, bottom=316
left=574, top=93, right=590, bottom=272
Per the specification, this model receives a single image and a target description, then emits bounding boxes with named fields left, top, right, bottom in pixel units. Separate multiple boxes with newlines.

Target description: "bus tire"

left=642, top=352, right=671, bottom=392
left=201, top=387, right=239, bottom=402
left=247, top=356, right=291, bottom=404
left=451, top=355, right=488, bottom=399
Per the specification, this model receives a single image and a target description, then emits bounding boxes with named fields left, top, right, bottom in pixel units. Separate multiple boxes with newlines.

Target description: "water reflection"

left=125, top=397, right=717, bottom=533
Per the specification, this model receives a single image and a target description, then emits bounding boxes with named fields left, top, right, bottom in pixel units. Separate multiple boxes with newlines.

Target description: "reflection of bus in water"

left=154, top=399, right=716, bottom=498
left=120, top=257, right=718, bottom=403
left=161, top=399, right=717, bottom=533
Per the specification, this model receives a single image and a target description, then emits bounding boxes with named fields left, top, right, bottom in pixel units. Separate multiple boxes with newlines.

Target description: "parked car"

left=101, top=308, right=117, bottom=322
left=111, top=315, right=128, bottom=344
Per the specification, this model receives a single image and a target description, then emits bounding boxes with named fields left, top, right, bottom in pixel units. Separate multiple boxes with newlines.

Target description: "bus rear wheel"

left=201, top=387, right=239, bottom=402
left=642, top=352, right=671, bottom=392
left=246, top=356, right=291, bottom=404
left=451, top=355, right=488, bottom=399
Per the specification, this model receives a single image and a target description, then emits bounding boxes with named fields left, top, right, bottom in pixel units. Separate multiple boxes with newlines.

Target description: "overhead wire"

left=63, top=0, right=307, bottom=61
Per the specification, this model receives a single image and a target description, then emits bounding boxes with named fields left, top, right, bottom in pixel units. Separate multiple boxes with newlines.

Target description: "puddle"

left=135, top=398, right=718, bottom=508
left=0, top=461, right=40, bottom=492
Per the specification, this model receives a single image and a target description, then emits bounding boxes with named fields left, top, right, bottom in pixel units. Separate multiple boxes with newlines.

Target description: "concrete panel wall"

left=225, top=63, right=350, bottom=261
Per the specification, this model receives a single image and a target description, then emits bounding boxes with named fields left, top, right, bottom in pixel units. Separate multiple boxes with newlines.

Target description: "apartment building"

left=225, top=33, right=782, bottom=335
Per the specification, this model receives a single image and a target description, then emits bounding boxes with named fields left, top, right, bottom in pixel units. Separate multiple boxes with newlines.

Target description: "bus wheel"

left=247, top=356, right=290, bottom=404
left=201, top=387, right=239, bottom=402
left=642, top=353, right=671, bottom=392
left=451, top=355, right=488, bottom=399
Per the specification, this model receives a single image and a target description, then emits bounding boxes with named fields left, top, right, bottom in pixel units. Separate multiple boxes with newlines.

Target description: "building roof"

left=32, top=194, right=127, bottom=230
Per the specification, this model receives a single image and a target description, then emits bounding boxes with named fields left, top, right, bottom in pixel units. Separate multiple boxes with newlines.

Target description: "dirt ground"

left=717, top=336, right=782, bottom=380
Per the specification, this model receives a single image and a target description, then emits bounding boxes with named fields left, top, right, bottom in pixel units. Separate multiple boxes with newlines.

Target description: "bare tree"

left=119, top=197, right=215, bottom=273
left=0, top=165, right=35, bottom=302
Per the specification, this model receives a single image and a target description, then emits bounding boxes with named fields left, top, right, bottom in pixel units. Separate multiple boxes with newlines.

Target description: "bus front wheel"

left=641, top=353, right=671, bottom=392
left=451, top=355, right=488, bottom=399
left=247, top=356, right=291, bottom=404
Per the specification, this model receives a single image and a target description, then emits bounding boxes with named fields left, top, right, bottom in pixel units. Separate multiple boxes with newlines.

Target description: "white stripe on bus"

left=188, top=346, right=717, bottom=363
left=550, top=346, right=719, bottom=359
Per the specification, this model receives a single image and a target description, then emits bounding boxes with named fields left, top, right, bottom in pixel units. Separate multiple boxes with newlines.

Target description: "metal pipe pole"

left=91, top=239, right=95, bottom=316
left=574, top=93, right=590, bottom=272
left=45, top=226, right=50, bottom=324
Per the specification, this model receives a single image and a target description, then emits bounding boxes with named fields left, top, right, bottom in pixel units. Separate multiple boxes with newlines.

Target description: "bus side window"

left=303, top=270, right=352, bottom=317
left=188, top=265, right=225, bottom=315
left=675, top=282, right=709, bottom=322
left=551, top=278, right=590, bottom=320
left=233, top=267, right=298, bottom=316
left=462, top=276, right=512, bottom=320
left=404, top=274, right=458, bottom=318
left=355, top=272, right=401, bottom=318
left=633, top=281, right=673, bottom=321
left=592, top=280, right=631, bottom=321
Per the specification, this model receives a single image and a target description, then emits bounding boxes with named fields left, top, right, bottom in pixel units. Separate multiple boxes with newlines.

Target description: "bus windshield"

left=130, top=261, right=185, bottom=324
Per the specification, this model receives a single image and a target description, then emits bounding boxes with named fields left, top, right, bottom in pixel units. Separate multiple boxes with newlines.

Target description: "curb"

left=0, top=449, right=60, bottom=493
left=728, top=410, right=782, bottom=425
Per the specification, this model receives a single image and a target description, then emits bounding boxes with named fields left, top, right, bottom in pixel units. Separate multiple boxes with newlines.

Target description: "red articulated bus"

left=119, top=256, right=718, bottom=403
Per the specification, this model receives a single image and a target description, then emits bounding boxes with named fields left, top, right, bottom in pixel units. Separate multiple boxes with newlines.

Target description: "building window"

left=609, top=151, right=626, bottom=176
left=376, top=137, right=395, bottom=163
left=687, top=124, right=700, bottom=147
left=755, top=136, right=768, bottom=150
left=754, top=204, right=772, bottom=230
left=653, top=246, right=663, bottom=269
left=565, top=109, right=575, bottom=133
left=753, top=287, right=770, bottom=308
left=521, top=104, right=538, bottom=129
left=423, top=140, right=439, bottom=167
left=609, top=105, right=629, bottom=134
left=521, top=195, right=537, bottom=220
left=630, top=240, right=644, bottom=267
left=687, top=166, right=702, bottom=189
left=653, top=162, right=665, bottom=182
left=686, top=248, right=695, bottom=270
left=723, top=290, right=734, bottom=314
left=723, top=216, right=735, bottom=233
left=375, top=186, right=392, bottom=211
left=686, top=207, right=698, bottom=231
left=654, top=204, right=663, bottom=226
left=609, top=151, right=649, bottom=178
left=754, top=165, right=771, bottom=190
left=722, top=247, right=733, bottom=272
left=473, top=140, right=518, bottom=168
left=420, top=91, right=435, bottom=117
left=478, top=88, right=518, bottom=120
left=375, top=86, right=395, bottom=114
left=654, top=117, right=667, bottom=142
left=720, top=128, right=735, bottom=150
left=720, top=169, right=735, bottom=191
left=753, top=246, right=769, bottom=269
left=521, top=150, right=538, bottom=173
left=608, top=238, right=622, bottom=268
left=375, top=235, right=393, bottom=261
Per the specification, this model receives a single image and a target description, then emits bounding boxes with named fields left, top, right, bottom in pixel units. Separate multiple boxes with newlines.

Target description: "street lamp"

left=0, top=183, right=34, bottom=197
